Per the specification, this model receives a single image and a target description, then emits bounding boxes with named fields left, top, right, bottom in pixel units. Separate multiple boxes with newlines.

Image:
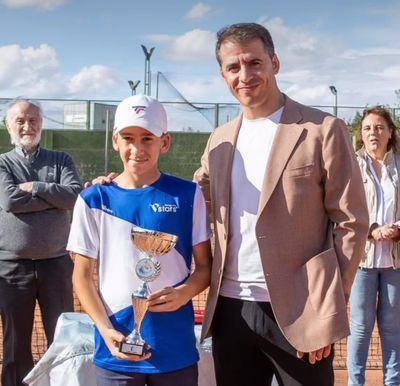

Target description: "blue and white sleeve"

left=67, top=194, right=100, bottom=259
left=192, top=184, right=212, bottom=246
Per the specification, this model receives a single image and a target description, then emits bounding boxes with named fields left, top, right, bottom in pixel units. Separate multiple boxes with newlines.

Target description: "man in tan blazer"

left=194, top=23, right=369, bottom=386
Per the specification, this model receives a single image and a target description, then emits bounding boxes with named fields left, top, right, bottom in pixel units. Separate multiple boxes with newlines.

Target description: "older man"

left=194, top=23, right=369, bottom=386
left=0, top=99, right=82, bottom=386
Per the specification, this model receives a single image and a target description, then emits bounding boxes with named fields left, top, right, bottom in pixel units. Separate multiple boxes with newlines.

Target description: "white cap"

left=113, top=94, right=167, bottom=137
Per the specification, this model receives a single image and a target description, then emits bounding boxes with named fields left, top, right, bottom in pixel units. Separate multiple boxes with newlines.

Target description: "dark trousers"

left=0, top=255, right=74, bottom=386
left=95, top=364, right=198, bottom=386
left=212, top=296, right=334, bottom=386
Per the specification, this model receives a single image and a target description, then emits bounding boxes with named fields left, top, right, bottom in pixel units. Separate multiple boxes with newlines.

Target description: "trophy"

left=119, top=227, right=178, bottom=356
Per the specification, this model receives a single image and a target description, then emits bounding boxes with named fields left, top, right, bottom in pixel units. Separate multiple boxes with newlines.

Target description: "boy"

left=67, top=94, right=212, bottom=386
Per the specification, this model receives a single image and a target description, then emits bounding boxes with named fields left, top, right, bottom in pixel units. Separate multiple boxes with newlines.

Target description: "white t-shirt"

left=220, top=107, right=283, bottom=301
left=367, top=156, right=395, bottom=268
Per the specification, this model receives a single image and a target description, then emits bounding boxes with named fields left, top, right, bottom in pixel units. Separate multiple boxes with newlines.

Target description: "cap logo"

left=132, top=105, right=146, bottom=114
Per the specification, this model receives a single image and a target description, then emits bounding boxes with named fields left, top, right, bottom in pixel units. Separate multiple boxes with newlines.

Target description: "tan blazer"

left=194, top=96, right=369, bottom=352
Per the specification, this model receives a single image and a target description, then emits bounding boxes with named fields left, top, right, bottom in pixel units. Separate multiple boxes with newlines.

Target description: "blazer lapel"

left=214, top=116, right=242, bottom=234
left=257, top=98, right=304, bottom=216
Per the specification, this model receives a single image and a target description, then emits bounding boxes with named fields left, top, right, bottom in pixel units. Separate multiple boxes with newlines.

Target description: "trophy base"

left=119, top=341, right=148, bottom=356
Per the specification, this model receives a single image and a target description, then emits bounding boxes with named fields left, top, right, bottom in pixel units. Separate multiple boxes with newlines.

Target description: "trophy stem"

left=119, top=228, right=178, bottom=356
left=134, top=281, right=151, bottom=298
left=119, top=291, right=149, bottom=356
left=132, top=291, right=148, bottom=332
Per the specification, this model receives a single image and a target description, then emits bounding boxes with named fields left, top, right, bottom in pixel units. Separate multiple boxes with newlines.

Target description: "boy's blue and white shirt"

left=67, top=173, right=210, bottom=374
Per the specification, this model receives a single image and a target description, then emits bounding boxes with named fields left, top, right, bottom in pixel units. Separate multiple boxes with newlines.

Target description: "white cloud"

left=373, top=66, right=400, bottom=80
left=258, top=16, right=336, bottom=70
left=278, top=70, right=314, bottom=84
left=1, top=17, right=398, bottom=113
left=1, top=0, right=66, bottom=10
left=149, top=29, right=215, bottom=62
left=0, top=44, right=61, bottom=96
left=0, top=44, right=120, bottom=99
left=170, top=75, right=229, bottom=102
left=341, top=47, right=400, bottom=60
left=185, top=2, right=212, bottom=20
left=68, top=65, right=119, bottom=97
left=149, top=18, right=400, bottom=109
left=253, top=16, right=400, bottom=107
left=284, top=84, right=331, bottom=105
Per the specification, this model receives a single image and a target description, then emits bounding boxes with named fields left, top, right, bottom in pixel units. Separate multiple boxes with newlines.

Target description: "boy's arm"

left=147, top=240, right=212, bottom=312
left=72, top=253, right=150, bottom=361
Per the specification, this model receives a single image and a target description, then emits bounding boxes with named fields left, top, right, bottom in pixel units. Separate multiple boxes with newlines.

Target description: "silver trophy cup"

left=119, top=228, right=178, bottom=356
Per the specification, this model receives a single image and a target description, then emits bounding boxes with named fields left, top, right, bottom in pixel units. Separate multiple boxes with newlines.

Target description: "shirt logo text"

left=150, top=203, right=178, bottom=213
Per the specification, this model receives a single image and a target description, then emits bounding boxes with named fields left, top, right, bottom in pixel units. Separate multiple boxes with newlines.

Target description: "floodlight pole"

left=128, top=80, right=141, bottom=95
left=141, top=45, right=155, bottom=96
left=156, top=71, right=161, bottom=99
left=329, top=85, right=338, bottom=117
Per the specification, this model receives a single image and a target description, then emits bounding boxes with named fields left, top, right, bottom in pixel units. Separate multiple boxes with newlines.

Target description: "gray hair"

left=6, top=98, right=43, bottom=125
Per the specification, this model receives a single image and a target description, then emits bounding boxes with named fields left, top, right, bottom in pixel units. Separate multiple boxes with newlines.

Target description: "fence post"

left=214, top=103, right=219, bottom=129
left=86, top=101, right=91, bottom=131
left=104, top=109, right=109, bottom=175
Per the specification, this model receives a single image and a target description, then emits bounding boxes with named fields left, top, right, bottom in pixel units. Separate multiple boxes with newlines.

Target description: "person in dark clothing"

left=0, top=98, right=82, bottom=386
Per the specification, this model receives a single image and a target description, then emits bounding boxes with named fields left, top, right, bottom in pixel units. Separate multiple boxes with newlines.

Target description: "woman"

left=347, top=106, right=400, bottom=386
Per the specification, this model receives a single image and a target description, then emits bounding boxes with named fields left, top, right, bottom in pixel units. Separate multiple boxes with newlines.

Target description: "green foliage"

left=0, top=116, right=6, bottom=130
left=348, top=111, right=363, bottom=137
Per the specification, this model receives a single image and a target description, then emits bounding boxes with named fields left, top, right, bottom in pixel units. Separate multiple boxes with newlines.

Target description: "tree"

left=348, top=111, right=362, bottom=137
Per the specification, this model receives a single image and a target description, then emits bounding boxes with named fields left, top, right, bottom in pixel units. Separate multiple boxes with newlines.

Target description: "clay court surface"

left=335, top=369, right=382, bottom=385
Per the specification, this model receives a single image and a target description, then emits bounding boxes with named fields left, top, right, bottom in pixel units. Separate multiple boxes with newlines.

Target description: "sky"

left=0, top=0, right=400, bottom=111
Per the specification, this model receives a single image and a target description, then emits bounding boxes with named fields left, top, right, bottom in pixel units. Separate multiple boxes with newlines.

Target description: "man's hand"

left=84, top=172, right=119, bottom=188
left=19, top=181, right=34, bottom=192
left=99, top=326, right=151, bottom=362
left=297, top=344, right=331, bottom=364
